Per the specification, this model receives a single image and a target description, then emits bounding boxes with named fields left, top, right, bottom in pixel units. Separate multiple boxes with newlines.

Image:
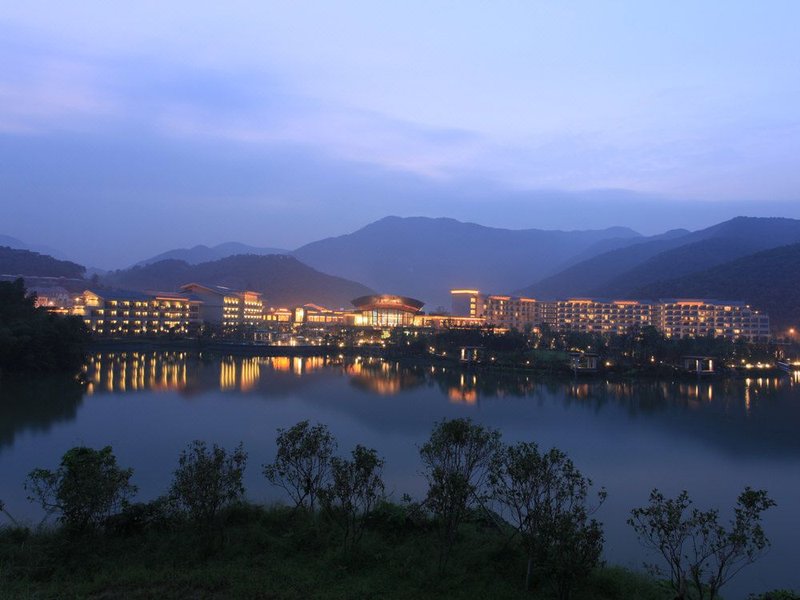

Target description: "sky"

left=1, top=1, right=799, bottom=268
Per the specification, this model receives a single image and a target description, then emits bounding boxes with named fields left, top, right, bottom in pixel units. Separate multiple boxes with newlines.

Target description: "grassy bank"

left=0, top=502, right=667, bottom=600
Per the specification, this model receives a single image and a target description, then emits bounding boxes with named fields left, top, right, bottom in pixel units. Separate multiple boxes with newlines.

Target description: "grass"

left=0, top=502, right=672, bottom=600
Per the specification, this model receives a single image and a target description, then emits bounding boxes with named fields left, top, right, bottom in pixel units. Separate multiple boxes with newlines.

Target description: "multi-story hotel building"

left=451, top=290, right=770, bottom=341
left=72, top=289, right=201, bottom=336
left=658, top=299, right=770, bottom=340
left=180, top=283, right=264, bottom=330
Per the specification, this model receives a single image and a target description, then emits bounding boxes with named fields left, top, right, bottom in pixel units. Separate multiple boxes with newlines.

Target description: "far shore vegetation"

left=1, top=418, right=791, bottom=600
left=0, top=279, right=88, bottom=375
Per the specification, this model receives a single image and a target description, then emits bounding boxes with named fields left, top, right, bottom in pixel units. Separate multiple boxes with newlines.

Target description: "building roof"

left=83, top=288, right=152, bottom=301
left=352, top=294, right=424, bottom=312
left=180, top=283, right=262, bottom=298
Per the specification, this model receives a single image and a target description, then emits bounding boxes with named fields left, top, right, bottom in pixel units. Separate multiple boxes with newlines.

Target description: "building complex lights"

left=451, top=290, right=771, bottom=342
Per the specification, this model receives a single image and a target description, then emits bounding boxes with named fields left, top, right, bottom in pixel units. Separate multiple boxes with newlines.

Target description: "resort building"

left=658, top=299, right=770, bottom=341
left=72, top=289, right=201, bottom=336
left=451, top=290, right=771, bottom=341
left=551, top=298, right=657, bottom=335
left=351, top=294, right=425, bottom=327
left=179, top=283, right=264, bottom=330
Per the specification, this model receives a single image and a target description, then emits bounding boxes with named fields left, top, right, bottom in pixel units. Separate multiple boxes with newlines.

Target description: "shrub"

left=629, top=487, right=775, bottom=600
left=321, top=444, right=385, bottom=553
left=263, top=421, right=337, bottom=510
left=490, top=442, right=605, bottom=597
left=419, top=418, right=501, bottom=572
left=25, top=446, right=136, bottom=532
left=169, top=440, right=247, bottom=528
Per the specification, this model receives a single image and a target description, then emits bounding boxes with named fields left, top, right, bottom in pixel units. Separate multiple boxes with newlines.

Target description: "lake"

left=2, top=350, right=799, bottom=598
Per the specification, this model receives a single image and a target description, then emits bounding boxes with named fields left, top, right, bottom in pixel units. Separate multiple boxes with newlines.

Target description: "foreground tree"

left=490, top=442, right=605, bottom=597
left=263, top=421, right=337, bottom=510
left=321, top=444, right=385, bottom=553
left=26, top=446, right=136, bottom=532
left=169, top=440, right=247, bottom=528
left=419, top=418, right=501, bottom=572
left=628, top=487, right=775, bottom=600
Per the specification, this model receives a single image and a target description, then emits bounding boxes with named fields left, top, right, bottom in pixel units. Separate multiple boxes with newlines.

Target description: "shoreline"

left=85, top=339, right=791, bottom=382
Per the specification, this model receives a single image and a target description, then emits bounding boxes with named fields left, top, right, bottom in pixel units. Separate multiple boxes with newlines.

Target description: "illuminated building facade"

left=72, top=289, right=201, bottom=335
left=552, top=298, right=656, bottom=335
left=658, top=299, right=770, bottom=341
left=351, top=295, right=424, bottom=327
left=451, top=290, right=770, bottom=341
left=180, top=283, right=263, bottom=330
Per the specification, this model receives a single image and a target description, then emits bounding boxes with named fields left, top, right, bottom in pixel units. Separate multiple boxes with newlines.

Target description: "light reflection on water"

left=2, top=351, right=800, bottom=598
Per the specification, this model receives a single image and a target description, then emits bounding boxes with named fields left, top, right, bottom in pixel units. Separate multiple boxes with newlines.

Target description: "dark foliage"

left=419, top=418, right=502, bottom=572
left=0, top=279, right=89, bottom=373
left=25, top=446, right=137, bottom=532
left=629, top=488, right=776, bottom=600
left=0, top=246, right=85, bottom=278
left=635, top=242, right=800, bottom=331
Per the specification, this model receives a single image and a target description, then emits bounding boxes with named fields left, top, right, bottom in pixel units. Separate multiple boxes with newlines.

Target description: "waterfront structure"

left=351, top=294, right=425, bottom=327
left=658, top=299, right=770, bottom=340
left=72, top=289, right=200, bottom=335
left=179, top=283, right=263, bottom=330
left=451, top=290, right=770, bottom=341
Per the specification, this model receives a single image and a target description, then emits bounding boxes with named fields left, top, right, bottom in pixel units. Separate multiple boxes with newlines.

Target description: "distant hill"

left=102, top=254, right=373, bottom=309
left=293, top=216, right=641, bottom=307
left=519, top=217, right=800, bottom=299
left=135, top=243, right=288, bottom=267
left=0, top=235, right=70, bottom=261
left=0, top=246, right=85, bottom=279
left=634, top=243, right=800, bottom=331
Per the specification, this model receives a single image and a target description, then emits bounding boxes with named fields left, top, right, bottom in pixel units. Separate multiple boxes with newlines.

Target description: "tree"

left=263, top=421, right=337, bottom=510
left=628, top=487, right=775, bottom=600
left=419, top=418, right=501, bottom=572
left=321, top=445, right=385, bottom=553
left=490, top=442, right=605, bottom=597
left=0, top=279, right=88, bottom=374
left=25, top=446, right=136, bottom=531
left=169, top=440, right=247, bottom=527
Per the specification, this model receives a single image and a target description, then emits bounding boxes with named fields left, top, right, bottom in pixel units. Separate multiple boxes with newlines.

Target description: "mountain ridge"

left=293, top=216, right=642, bottom=307
left=135, top=242, right=288, bottom=267
left=518, top=217, right=800, bottom=299
left=103, top=254, right=373, bottom=310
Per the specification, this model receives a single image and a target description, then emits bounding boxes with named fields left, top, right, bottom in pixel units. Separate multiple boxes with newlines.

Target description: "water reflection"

left=3, top=352, right=800, bottom=461
left=2, top=352, right=799, bottom=598
left=83, top=352, right=333, bottom=395
left=0, top=375, right=84, bottom=449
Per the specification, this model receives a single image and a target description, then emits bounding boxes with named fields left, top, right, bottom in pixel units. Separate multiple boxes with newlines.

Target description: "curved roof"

left=352, top=294, right=425, bottom=313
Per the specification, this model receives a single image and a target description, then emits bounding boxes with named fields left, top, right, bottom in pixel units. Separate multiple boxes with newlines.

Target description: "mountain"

left=0, top=235, right=70, bottom=261
left=554, top=228, right=690, bottom=271
left=0, top=246, right=85, bottom=279
left=519, top=217, right=800, bottom=299
left=102, top=254, right=373, bottom=309
left=293, top=216, right=641, bottom=307
left=135, top=243, right=288, bottom=267
left=634, top=243, right=800, bottom=331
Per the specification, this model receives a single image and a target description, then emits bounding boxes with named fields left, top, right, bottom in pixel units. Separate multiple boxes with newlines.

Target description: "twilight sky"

left=1, top=1, right=799, bottom=268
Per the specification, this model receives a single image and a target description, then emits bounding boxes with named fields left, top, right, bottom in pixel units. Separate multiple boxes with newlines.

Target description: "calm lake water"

left=2, top=350, right=799, bottom=598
